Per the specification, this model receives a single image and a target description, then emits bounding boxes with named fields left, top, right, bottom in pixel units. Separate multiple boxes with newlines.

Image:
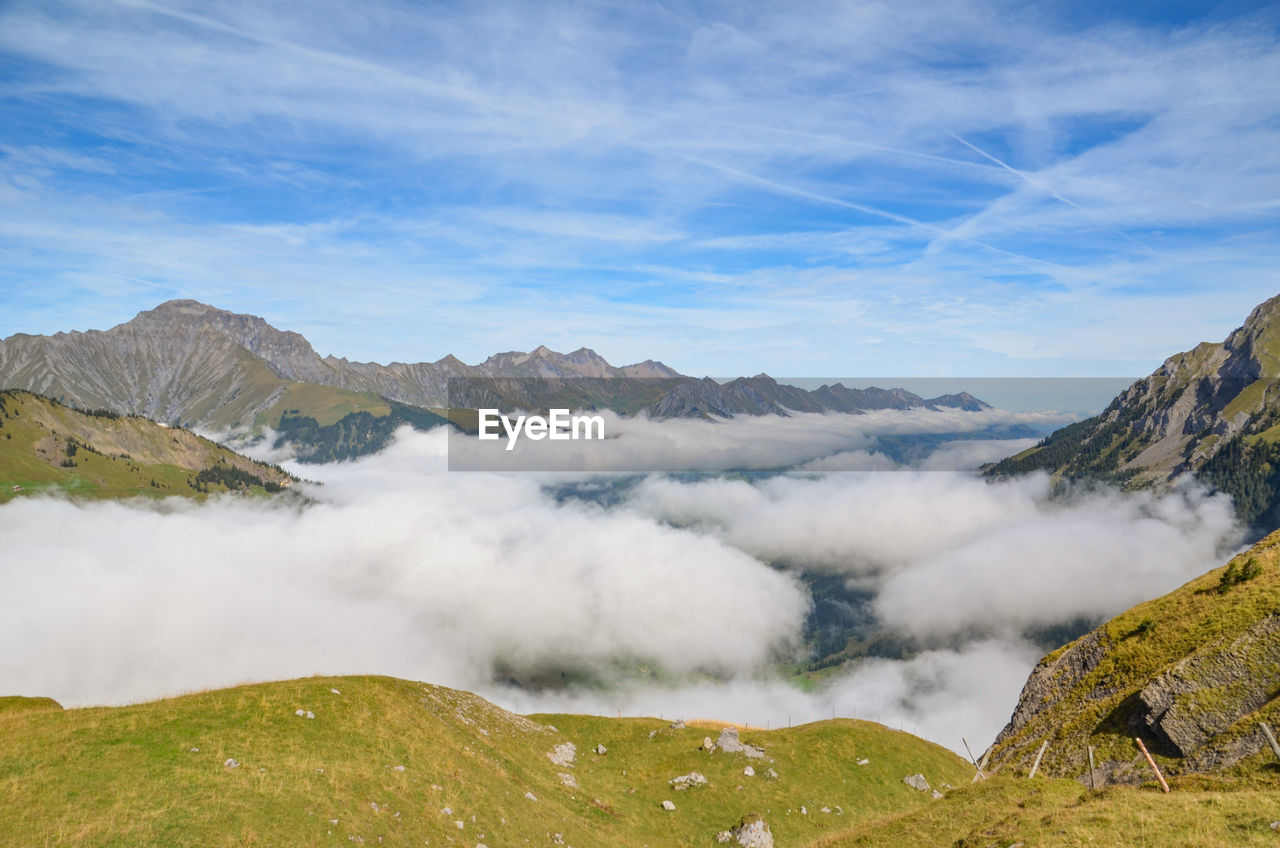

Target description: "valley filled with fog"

left=0, top=409, right=1243, bottom=755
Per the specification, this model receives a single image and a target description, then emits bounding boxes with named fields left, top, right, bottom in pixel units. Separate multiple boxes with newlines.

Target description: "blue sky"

left=1, top=0, right=1278, bottom=376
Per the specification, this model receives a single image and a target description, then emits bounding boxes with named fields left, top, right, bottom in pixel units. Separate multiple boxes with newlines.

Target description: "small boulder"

left=728, top=813, right=773, bottom=848
left=670, top=719, right=685, bottom=729
left=669, top=771, right=708, bottom=790
left=595, top=744, right=607, bottom=755
left=857, top=758, right=869, bottom=766
left=523, top=792, right=537, bottom=802
left=717, top=727, right=765, bottom=757
left=224, top=758, right=239, bottom=769
left=703, top=736, right=715, bottom=751
left=547, top=742, right=577, bottom=768
left=932, top=790, right=944, bottom=799
left=661, top=800, right=676, bottom=811
left=743, top=766, right=755, bottom=777
left=903, top=773, right=931, bottom=792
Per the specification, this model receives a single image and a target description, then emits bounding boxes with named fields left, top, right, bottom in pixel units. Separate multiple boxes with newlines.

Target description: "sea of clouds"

left=0, top=412, right=1244, bottom=755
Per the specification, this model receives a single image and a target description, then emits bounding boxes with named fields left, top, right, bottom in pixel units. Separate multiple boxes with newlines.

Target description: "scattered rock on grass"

left=224, top=758, right=239, bottom=769
left=547, top=742, right=577, bottom=768
left=669, top=771, right=708, bottom=790
left=595, top=744, right=607, bottom=755
left=715, top=727, right=765, bottom=758
left=903, top=773, right=930, bottom=792
left=728, top=813, right=773, bottom=848
left=662, top=800, right=676, bottom=811
left=743, top=766, right=755, bottom=777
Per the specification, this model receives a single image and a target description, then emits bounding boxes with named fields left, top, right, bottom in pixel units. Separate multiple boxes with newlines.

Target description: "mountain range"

left=0, top=300, right=989, bottom=461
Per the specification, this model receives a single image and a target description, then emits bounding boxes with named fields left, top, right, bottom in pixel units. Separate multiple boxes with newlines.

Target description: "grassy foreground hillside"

left=817, top=773, right=1280, bottom=847
left=0, top=675, right=969, bottom=847
left=989, top=529, right=1280, bottom=788
left=0, top=389, right=293, bottom=502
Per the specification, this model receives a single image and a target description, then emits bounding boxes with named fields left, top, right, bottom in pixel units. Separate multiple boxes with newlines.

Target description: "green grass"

left=0, top=675, right=971, bottom=847
left=4, top=676, right=1276, bottom=847
left=0, top=696, right=62, bottom=715
left=257, top=383, right=392, bottom=429
left=816, top=774, right=1280, bottom=847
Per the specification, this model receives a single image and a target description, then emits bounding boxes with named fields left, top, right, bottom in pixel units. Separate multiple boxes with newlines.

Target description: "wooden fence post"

left=1134, top=737, right=1170, bottom=793
left=963, top=738, right=986, bottom=781
left=1260, top=722, right=1280, bottom=761
left=1087, top=745, right=1097, bottom=790
left=1028, top=740, right=1049, bottom=779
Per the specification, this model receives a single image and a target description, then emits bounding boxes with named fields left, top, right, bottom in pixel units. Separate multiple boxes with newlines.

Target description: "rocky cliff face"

left=990, top=530, right=1280, bottom=784
left=987, top=293, right=1280, bottom=525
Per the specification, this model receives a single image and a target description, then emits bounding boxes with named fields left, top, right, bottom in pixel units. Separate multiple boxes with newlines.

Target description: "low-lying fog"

left=0, top=410, right=1243, bottom=755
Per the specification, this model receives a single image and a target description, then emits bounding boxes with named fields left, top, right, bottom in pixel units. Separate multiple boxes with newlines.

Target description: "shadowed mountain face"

left=987, top=293, right=1280, bottom=526
left=0, top=300, right=989, bottom=437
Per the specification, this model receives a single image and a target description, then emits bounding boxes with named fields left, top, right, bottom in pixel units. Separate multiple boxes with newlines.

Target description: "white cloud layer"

left=0, top=423, right=1244, bottom=756
left=448, top=407, right=1069, bottom=472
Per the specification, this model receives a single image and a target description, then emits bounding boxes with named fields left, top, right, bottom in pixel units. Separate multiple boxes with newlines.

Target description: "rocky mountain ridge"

left=987, top=293, right=1280, bottom=525
left=0, top=300, right=990, bottom=437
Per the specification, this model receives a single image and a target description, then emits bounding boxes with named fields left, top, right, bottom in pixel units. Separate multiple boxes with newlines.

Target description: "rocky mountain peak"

left=124, top=300, right=325, bottom=382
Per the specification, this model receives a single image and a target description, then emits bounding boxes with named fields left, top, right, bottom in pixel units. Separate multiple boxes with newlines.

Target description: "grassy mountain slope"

left=817, top=774, right=1280, bottom=847
left=0, top=675, right=970, bottom=847
left=987, top=294, right=1280, bottom=525
left=987, top=529, right=1280, bottom=787
left=0, top=390, right=293, bottom=501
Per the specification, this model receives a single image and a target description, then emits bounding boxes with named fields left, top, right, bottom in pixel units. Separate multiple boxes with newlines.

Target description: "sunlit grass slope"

left=817, top=773, right=1280, bottom=848
left=0, top=389, right=292, bottom=502
left=0, top=675, right=969, bottom=847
